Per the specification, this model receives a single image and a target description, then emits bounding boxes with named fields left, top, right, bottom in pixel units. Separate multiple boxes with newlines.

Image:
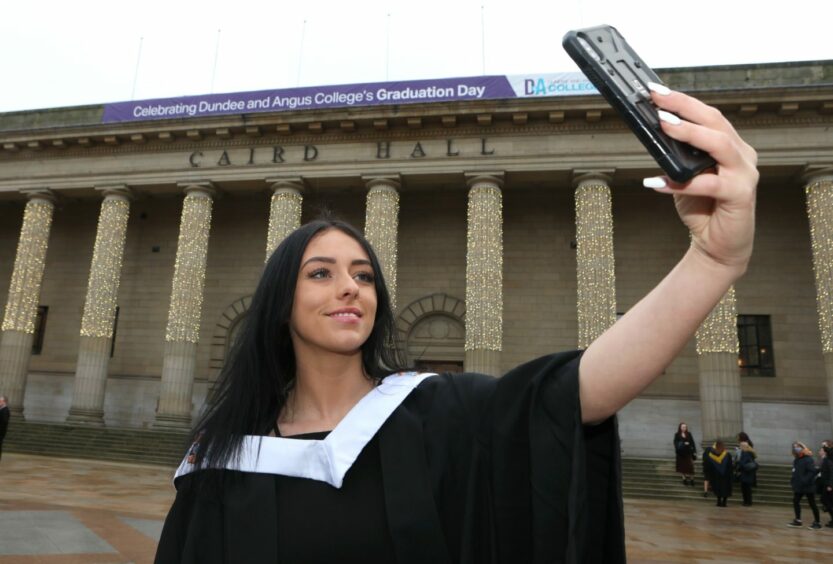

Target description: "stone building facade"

left=1, top=61, right=832, bottom=461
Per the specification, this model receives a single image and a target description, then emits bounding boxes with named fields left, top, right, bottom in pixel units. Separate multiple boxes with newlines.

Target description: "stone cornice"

left=1, top=106, right=832, bottom=165
left=1, top=82, right=832, bottom=160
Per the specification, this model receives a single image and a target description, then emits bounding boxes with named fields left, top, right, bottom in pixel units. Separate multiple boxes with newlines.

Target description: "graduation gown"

left=155, top=351, right=625, bottom=564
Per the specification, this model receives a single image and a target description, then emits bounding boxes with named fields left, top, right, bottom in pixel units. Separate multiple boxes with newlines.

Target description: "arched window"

left=396, top=293, right=465, bottom=374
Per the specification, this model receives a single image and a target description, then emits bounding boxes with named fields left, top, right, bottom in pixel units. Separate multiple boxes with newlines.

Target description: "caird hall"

left=1, top=64, right=832, bottom=463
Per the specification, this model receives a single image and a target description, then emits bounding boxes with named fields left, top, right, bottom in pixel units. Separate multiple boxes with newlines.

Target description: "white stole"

left=173, top=371, right=436, bottom=488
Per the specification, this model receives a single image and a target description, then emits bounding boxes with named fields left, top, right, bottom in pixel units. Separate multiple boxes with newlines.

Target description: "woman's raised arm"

left=578, top=84, right=759, bottom=424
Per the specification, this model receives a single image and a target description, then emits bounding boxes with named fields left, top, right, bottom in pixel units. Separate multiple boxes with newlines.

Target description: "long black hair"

left=737, top=431, right=753, bottom=447
left=189, top=218, right=405, bottom=469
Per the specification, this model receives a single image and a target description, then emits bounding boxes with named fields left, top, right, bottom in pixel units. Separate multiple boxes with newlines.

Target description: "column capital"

left=572, top=169, right=615, bottom=188
left=362, top=175, right=401, bottom=191
left=20, top=188, right=56, bottom=204
left=95, top=184, right=134, bottom=202
left=177, top=181, right=216, bottom=198
left=465, top=172, right=504, bottom=189
left=265, top=177, right=305, bottom=194
left=802, top=165, right=833, bottom=184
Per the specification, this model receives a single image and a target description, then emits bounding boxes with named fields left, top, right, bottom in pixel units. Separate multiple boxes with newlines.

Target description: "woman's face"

left=289, top=229, right=378, bottom=361
left=680, top=423, right=687, bottom=433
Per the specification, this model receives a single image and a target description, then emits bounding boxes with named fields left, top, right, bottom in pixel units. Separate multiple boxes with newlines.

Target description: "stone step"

left=5, top=421, right=188, bottom=466
left=620, top=457, right=796, bottom=506
left=2, top=423, right=806, bottom=507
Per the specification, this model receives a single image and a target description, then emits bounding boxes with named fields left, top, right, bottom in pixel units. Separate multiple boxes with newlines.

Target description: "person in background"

left=788, top=441, right=822, bottom=530
left=704, top=440, right=733, bottom=507
left=818, top=440, right=833, bottom=528
left=673, top=422, right=697, bottom=486
left=737, top=440, right=758, bottom=506
left=0, top=395, right=9, bottom=462
left=701, top=442, right=712, bottom=498
left=733, top=432, right=754, bottom=461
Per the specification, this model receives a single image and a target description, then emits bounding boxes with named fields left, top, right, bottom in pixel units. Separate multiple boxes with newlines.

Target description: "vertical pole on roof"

left=297, top=19, right=307, bottom=87
left=480, top=5, right=486, bottom=75
left=131, top=36, right=143, bottom=100
left=210, top=29, right=221, bottom=94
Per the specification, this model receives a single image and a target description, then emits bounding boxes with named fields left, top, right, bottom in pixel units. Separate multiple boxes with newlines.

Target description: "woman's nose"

left=339, top=274, right=360, bottom=298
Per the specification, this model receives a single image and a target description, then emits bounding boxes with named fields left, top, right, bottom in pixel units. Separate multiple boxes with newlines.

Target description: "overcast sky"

left=1, top=0, right=831, bottom=113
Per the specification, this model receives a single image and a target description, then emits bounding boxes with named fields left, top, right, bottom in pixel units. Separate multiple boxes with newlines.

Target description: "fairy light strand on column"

left=695, top=286, right=740, bottom=355
left=165, top=190, right=213, bottom=343
left=575, top=182, right=616, bottom=349
left=365, top=183, right=400, bottom=309
left=465, top=180, right=503, bottom=352
left=807, top=178, right=833, bottom=353
left=266, top=188, right=303, bottom=261
left=80, top=197, right=130, bottom=338
left=2, top=198, right=54, bottom=334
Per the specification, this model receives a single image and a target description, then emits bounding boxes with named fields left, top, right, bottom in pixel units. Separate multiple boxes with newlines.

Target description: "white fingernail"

left=643, top=177, right=667, bottom=189
left=657, top=109, right=681, bottom=125
left=648, top=81, right=671, bottom=95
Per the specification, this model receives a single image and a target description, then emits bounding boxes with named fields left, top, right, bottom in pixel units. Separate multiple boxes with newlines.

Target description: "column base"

left=152, top=412, right=192, bottom=430
left=823, top=352, right=833, bottom=436
left=66, top=407, right=106, bottom=426
left=0, top=329, right=35, bottom=418
left=697, top=351, right=743, bottom=444
left=465, top=349, right=501, bottom=377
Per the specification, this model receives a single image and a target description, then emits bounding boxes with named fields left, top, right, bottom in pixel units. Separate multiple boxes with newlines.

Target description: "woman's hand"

left=644, top=83, right=759, bottom=275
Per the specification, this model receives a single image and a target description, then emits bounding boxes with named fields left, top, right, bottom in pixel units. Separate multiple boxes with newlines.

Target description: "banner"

left=101, top=73, right=597, bottom=123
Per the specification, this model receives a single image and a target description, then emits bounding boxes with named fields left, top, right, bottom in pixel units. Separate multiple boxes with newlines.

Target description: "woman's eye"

left=308, top=268, right=330, bottom=279
left=355, top=271, right=375, bottom=283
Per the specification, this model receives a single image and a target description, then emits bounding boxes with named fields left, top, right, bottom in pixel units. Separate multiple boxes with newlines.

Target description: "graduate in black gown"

left=155, top=86, right=759, bottom=563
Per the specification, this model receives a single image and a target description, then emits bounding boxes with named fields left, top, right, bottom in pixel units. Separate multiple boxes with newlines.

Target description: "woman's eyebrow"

left=301, top=256, right=335, bottom=268
left=301, top=257, right=372, bottom=268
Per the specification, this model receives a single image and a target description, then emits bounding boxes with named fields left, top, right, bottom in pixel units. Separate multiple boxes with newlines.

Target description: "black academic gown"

left=154, top=351, right=625, bottom=564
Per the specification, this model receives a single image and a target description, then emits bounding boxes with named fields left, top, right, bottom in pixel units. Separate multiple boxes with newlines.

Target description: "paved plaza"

left=0, top=453, right=830, bottom=563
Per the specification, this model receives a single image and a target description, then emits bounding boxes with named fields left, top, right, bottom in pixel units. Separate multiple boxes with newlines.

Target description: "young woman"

left=819, top=440, right=833, bottom=527
left=155, top=85, right=758, bottom=563
left=673, top=422, right=697, bottom=486
left=737, top=440, right=758, bottom=506
left=788, top=441, right=822, bottom=530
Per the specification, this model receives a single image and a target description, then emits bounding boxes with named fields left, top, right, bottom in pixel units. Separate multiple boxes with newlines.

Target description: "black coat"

left=673, top=432, right=696, bottom=474
left=737, top=450, right=757, bottom=485
left=154, top=352, right=625, bottom=564
left=821, top=457, right=833, bottom=490
left=0, top=406, right=9, bottom=440
left=791, top=455, right=817, bottom=494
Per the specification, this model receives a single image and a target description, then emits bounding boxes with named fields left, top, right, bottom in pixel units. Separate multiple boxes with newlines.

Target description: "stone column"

left=154, top=183, right=215, bottom=429
left=0, top=189, right=56, bottom=418
left=464, top=173, right=503, bottom=376
left=574, top=172, right=617, bottom=349
left=66, top=186, right=132, bottom=426
left=804, top=166, right=833, bottom=434
left=265, top=178, right=303, bottom=262
left=695, top=286, right=743, bottom=444
left=363, top=176, right=401, bottom=309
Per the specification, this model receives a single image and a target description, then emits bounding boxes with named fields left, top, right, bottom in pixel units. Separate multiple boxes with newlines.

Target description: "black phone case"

left=562, top=25, right=715, bottom=183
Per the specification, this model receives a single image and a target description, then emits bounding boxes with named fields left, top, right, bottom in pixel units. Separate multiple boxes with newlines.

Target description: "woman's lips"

left=327, top=309, right=362, bottom=323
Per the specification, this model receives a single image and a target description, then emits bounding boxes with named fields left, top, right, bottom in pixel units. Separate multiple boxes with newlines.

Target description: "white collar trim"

left=174, top=371, right=436, bottom=488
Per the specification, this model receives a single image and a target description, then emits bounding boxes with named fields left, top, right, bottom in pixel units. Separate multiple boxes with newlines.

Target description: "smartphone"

left=562, top=25, right=715, bottom=183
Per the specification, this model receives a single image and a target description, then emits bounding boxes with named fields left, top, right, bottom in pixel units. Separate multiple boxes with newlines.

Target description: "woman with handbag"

left=737, top=440, right=758, bottom=506
left=673, top=422, right=697, bottom=486
left=818, top=440, right=833, bottom=527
